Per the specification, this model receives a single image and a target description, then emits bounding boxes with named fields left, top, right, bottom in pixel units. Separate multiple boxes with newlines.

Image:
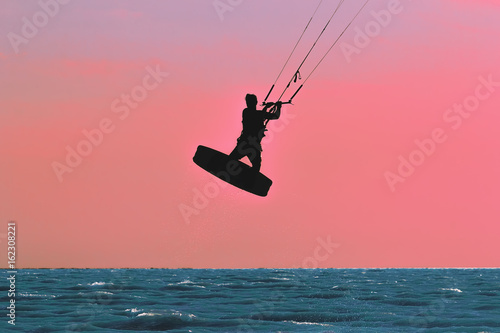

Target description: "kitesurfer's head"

left=245, top=94, right=258, bottom=109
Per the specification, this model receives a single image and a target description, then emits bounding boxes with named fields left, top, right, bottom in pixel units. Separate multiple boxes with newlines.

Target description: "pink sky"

left=1, top=0, right=499, bottom=268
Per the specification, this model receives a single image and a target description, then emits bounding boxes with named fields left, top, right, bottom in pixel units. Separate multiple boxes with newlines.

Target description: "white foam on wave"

left=138, top=312, right=162, bottom=317
left=88, top=281, right=111, bottom=286
left=283, top=320, right=333, bottom=327
left=441, top=288, right=463, bottom=293
left=125, top=308, right=142, bottom=313
left=137, top=310, right=196, bottom=319
left=167, top=280, right=205, bottom=288
left=173, top=311, right=196, bottom=319
left=19, top=292, right=56, bottom=298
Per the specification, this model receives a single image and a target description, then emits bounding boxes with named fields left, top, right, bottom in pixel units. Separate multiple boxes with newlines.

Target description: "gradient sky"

left=1, top=0, right=499, bottom=268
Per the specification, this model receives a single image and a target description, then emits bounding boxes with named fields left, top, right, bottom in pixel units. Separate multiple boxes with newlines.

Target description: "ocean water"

left=1, top=269, right=499, bottom=332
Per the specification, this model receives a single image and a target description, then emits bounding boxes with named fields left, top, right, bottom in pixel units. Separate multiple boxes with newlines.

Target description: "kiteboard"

left=193, top=145, right=272, bottom=197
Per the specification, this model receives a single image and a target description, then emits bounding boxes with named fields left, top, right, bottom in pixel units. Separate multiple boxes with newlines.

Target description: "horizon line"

left=4, top=267, right=500, bottom=270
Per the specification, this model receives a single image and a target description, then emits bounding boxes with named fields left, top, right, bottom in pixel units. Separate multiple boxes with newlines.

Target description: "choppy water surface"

left=2, top=268, right=499, bottom=332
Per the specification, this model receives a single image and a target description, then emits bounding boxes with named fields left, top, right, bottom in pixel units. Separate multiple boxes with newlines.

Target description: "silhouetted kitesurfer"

left=229, top=94, right=282, bottom=172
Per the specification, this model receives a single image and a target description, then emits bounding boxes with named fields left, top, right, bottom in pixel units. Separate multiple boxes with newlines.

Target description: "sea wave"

left=7, top=268, right=500, bottom=332
left=88, top=281, right=109, bottom=286
left=441, top=287, right=463, bottom=293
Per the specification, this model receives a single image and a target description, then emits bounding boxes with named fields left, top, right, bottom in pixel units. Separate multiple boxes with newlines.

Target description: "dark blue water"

left=1, top=269, right=499, bottom=332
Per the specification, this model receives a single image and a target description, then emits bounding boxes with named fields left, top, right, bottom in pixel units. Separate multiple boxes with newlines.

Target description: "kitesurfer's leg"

left=229, top=142, right=244, bottom=161
left=249, top=151, right=261, bottom=173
